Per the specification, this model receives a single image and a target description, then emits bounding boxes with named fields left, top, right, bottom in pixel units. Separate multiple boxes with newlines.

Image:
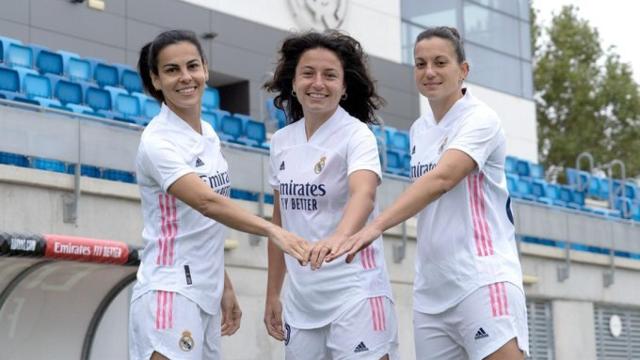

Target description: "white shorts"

left=414, top=282, right=529, bottom=360
left=129, top=290, right=221, bottom=360
left=284, top=296, right=399, bottom=360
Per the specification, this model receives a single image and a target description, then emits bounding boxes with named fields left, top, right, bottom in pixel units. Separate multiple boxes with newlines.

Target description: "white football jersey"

left=132, top=104, right=231, bottom=315
left=269, top=106, right=393, bottom=328
left=410, top=90, right=523, bottom=314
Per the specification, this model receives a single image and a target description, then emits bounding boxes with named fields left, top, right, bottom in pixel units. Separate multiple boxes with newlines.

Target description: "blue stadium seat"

left=631, top=202, right=640, bottom=222
left=120, top=68, right=143, bottom=93
left=102, top=169, right=135, bottom=183
left=513, top=178, right=535, bottom=201
left=113, top=93, right=145, bottom=125
left=6, top=43, right=33, bottom=69
left=0, top=151, right=29, bottom=167
left=52, top=78, right=82, bottom=105
left=385, top=149, right=404, bottom=175
left=531, top=179, right=553, bottom=205
left=505, top=156, right=518, bottom=174
left=565, top=168, right=591, bottom=192
left=202, top=108, right=230, bottom=131
left=67, top=57, right=91, bottom=82
left=371, top=125, right=388, bottom=149
left=67, top=164, right=101, bottom=178
left=23, top=73, right=53, bottom=100
left=93, top=62, right=119, bottom=88
left=402, top=153, right=411, bottom=177
left=624, top=181, right=638, bottom=201
left=515, top=159, right=531, bottom=178
left=85, top=86, right=113, bottom=114
left=219, top=114, right=244, bottom=144
left=0, top=66, right=20, bottom=98
left=242, top=119, right=269, bottom=149
left=140, top=98, right=160, bottom=122
left=266, top=98, right=287, bottom=129
left=32, top=157, right=66, bottom=173
left=529, top=163, right=544, bottom=179
left=506, top=173, right=518, bottom=195
left=0, top=36, right=22, bottom=64
left=389, top=130, right=410, bottom=153
left=35, top=49, right=63, bottom=76
left=104, top=85, right=127, bottom=107
left=614, top=197, right=633, bottom=219
left=202, top=87, right=220, bottom=110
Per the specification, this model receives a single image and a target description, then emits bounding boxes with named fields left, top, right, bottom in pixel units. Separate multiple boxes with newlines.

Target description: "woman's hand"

left=220, top=276, right=242, bottom=336
left=326, top=222, right=383, bottom=264
left=263, top=295, right=285, bottom=341
left=267, top=225, right=311, bottom=266
left=308, top=233, right=349, bottom=270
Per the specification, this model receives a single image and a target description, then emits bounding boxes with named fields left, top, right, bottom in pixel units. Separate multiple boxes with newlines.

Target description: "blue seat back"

left=245, top=120, right=266, bottom=143
left=202, top=87, right=220, bottom=109
left=505, top=156, right=518, bottom=174
left=389, top=130, right=410, bottom=153
left=102, top=169, right=135, bottom=183
left=24, top=74, right=51, bottom=98
left=506, top=174, right=518, bottom=194
left=36, top=50, right=63, bottom=75
left=121, top=69, right=143, bottom=93
left=115, top=94, right=140, bottom=116
left=558, top=186, right=573, bottom=203
left=85, top=86, right=112, bottom=111
left=545, top=184, right=560, bottom=200
left=32, top=158, right=66, bottom=173
left=515, top=178, right=532, bottom=196
left=68, top=57, right=91, bottom=82
left=385, top=150, right=402, bottom=172
left=529, top=163, right=544, bottom=179
left=572, top=190, right=585, bottom=206
left=202, top=111, right=219, bottom=130
left=531, top=179, right=546, bottom=198
left=624, top=182, right=638, bottom=201
left=142, top=98, right=160, bottom=119
left=614, top=197, right=633, bottom=218
left=7, top=43, right=33, bottom=68
left=515, top=159, right=531, bottom=177
left=94, top=63, right=119, bottom=88
left=221, top=115, right=243, bottom=139
left=0, top=67, right=19, bottom=92
left=0, top=151, right=29, bottom=167
left=55, top=80, right=82, bottom=105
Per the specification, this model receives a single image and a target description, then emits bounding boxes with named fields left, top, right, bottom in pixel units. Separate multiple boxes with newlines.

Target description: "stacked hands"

left=268, top=222, right=383, bottom=269
left=263, top=223, right=383, bottom=341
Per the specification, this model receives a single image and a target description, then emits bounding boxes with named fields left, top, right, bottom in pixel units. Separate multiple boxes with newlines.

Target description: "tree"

left=533, top=5, right=640, bottom=178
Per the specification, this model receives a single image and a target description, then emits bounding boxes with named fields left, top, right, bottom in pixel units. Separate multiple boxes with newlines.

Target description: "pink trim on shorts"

left=369, top=296, right=386, bottom=331
left=155, top=291, right=175, bottom=330
left=468, top=174, right=494, bottom=257
left=489, top=283, right=509, bottom=317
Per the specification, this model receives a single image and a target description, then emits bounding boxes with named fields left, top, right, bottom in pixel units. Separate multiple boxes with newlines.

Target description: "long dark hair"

left=415, top=26, right=466, bottom=64
left=264, top=30, right=384, bottom=124
left=137, top=30, right=206, bottom=103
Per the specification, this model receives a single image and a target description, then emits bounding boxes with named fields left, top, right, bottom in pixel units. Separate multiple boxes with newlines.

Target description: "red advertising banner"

left=43, top=234, right=130, bottom=265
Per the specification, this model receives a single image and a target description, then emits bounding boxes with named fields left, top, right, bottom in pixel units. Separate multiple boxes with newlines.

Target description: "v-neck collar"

left=299, top=106, right=347, bottom=144
left=160, top=103, right=211, bottom=139
left=421, top=88, right=474, bottom=128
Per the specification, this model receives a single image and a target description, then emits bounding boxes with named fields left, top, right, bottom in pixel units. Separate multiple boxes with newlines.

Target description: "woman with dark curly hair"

left=262, top=31, right=399, bottom=359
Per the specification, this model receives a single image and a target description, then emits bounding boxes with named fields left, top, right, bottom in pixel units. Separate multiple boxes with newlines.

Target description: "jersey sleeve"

left=446, top=111, right=502, bottom=171
left=346, top=126, right=382, bottom=180
left=139, top=137, right=193, bottom=193
left=268, top=133, right=281, bottom=190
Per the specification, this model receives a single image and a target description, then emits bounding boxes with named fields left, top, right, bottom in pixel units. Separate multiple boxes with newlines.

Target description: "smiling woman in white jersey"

left=262, top=31, right=399, bottom=360
left=129, top=30, right=310, bottom=360
left=329, top=27, right=530, bottom=360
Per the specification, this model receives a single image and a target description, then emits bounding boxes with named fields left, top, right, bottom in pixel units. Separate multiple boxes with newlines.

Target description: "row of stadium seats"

left=0, top=151, right=135, bottom=184
left=506, top=156, right=640, bottom=221
left=371, top=125, right=411, bottom=176
left=0, top=34, right=221, bottom=125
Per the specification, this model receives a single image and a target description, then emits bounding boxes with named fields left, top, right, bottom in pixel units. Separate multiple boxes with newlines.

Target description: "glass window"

left=466, top=43, right=522, bottom=96
left=520, top=20, right=532, bottom=60
left=402, top=0, right=459, bottom=28
left=463, top=3, right=521, bottom=57
left=469, top=0, right=519, bottom=17
left=518, top=0, right=530, bottom=21
left=521, top=61, right=533, bottom=98
left=401, top=22, right=427, bottom=64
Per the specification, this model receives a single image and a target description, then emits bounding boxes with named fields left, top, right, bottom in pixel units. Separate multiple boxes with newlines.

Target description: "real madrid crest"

left=179, top=330, right=194, bottom=352
left=288, top=0, right=349, bottom=31
left=314, top=156, right=326, bottom=174
left=438, top=136, right=448, bottom=154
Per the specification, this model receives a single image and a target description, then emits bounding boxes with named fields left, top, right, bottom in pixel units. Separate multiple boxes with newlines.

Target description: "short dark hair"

left=264, top=30, right=384, bottom=124
left=415, top=26, right=466, bottom=64
left=137, top=30, right=206, bottom=103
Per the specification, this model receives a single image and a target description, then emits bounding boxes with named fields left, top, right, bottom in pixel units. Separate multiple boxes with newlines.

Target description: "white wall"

left=419, top=83, right=539, bottom=162
left=181, top=0, right=402, bottom=63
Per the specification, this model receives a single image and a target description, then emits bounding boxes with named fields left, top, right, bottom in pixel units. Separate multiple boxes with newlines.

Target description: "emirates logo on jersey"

left=438, top=136, right=448, bottom=154
left=314, top=156, right=326, bottom=174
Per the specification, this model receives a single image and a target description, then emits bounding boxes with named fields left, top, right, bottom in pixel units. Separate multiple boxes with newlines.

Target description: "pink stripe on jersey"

left=377, top=297, right=386, bottom=331
left=167, top=195, right=177, bottom=266
left=361, top=246, right=376, bottom=270
left=468, top=176, right=485, bottom=256
left=500, top=282, right=509, bottom=315
left=168, top=292, right=174, bottom=329
left=156, top=194, right=167, bottom=265
left=155, top=290, right=161, bottom=329
left=477, top=174, right=494, bottom=256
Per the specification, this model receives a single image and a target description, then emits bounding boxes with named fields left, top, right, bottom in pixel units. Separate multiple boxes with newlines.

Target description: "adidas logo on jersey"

left=411, top=145, right=416, bottom=155
left=474, top=327, right=489, bottom=340
left=354, top=341, right=369, bottom=353
left=280, top=161, right=285, bottom=171
left=195, top=157, right=204, bottom=167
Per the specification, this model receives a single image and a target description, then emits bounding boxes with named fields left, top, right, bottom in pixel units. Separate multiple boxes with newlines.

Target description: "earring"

left=341, top=93, right=348, bottom=101
left=291, top=89, right=297, bottom=97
